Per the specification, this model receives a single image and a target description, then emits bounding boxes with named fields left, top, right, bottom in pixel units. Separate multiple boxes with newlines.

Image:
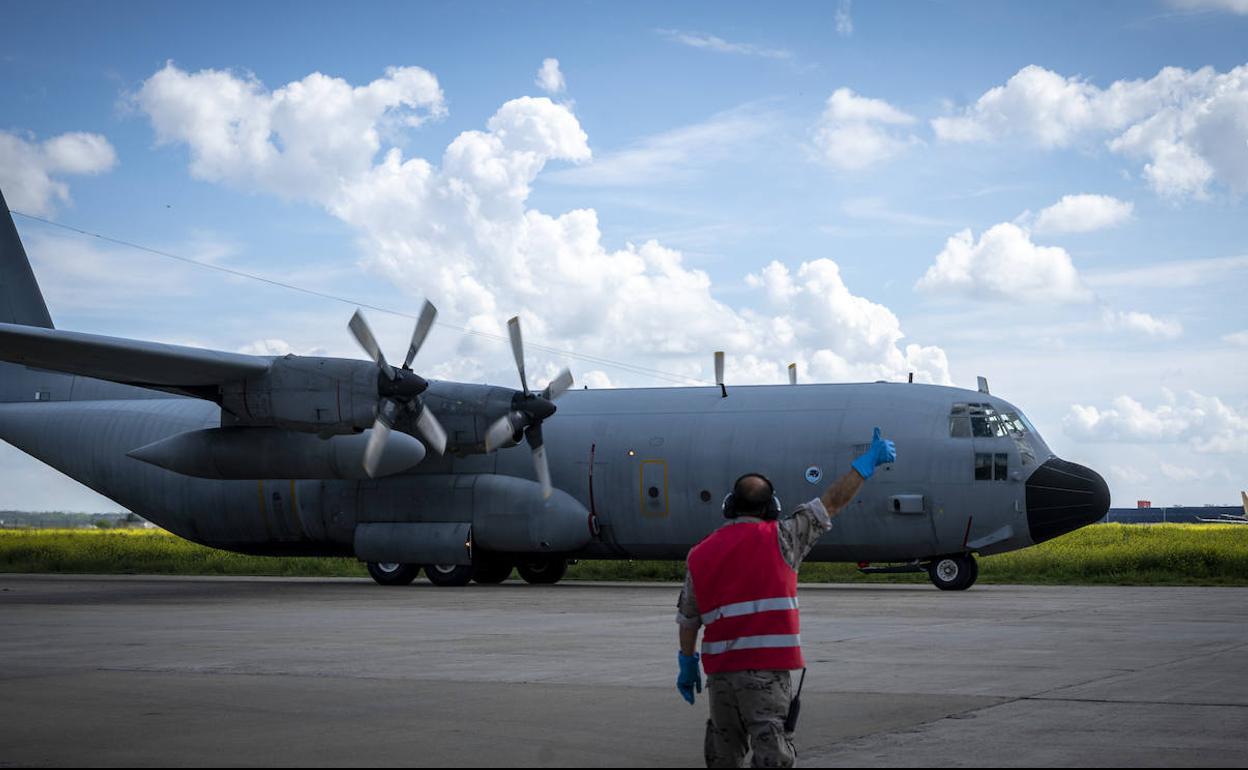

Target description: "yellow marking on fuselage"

left=256, top=480, right=275, bottom=539
left=640, top=459, right=669, bottom=518
left=288, top=479, right=307, bottom=538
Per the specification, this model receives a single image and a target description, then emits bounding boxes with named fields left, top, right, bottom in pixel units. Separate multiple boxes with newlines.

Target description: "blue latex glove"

left=852, top=427, right=896, bottom=480
left=677, top=651, right=702, bottom=705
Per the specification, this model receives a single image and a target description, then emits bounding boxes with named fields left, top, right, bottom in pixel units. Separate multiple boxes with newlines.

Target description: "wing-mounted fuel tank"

left=219, top=356, right=380, bottom=435
left=127, top=426, right=427, bottom=480
left=342, top=473, right=593, bottom=565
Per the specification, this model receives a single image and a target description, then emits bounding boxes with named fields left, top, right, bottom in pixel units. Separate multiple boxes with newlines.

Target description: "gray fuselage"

left=0, top=361, right=1098, bottom=565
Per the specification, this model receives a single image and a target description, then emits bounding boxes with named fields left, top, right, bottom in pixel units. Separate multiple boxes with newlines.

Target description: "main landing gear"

left=366, top=562, right=421, bottom=586
left=516, top=557, right=569, bottom=585
left=365, top=557, right=570, bottom=587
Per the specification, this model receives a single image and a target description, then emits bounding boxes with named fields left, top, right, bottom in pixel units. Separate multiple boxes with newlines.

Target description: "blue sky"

left=1, top=0, right=1246, bottom=510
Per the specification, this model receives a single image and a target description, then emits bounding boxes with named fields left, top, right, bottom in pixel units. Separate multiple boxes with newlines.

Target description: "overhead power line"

left=10, top=209, right=710, bottom=386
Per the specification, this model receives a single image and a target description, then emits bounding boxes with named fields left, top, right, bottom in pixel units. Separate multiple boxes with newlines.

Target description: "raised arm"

left=821, top=427, right=896, bottom=516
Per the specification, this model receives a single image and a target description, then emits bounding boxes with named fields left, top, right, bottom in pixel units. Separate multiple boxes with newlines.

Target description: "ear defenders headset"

left=721, top=473, right=783, bottom=520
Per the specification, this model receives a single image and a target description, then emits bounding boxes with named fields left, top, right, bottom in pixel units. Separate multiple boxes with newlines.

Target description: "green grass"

left=0, top=529, right=366, bottom=578
left=1, top=524, right=1246, bottom=585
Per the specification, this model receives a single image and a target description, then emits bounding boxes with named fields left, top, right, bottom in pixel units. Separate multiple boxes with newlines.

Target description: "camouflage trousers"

left=704, top=669, right=796, bottom=768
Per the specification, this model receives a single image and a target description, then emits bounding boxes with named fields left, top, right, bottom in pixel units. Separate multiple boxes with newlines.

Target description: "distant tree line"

left=0, top=511, right=152, bottom=529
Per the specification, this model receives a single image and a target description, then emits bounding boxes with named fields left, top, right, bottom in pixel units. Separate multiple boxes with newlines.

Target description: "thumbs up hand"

left=852, top=427, right=896, bottom=480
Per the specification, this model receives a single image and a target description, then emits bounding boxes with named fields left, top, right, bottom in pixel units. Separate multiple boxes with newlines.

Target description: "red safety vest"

left=687, top=520, right=804, bottom=674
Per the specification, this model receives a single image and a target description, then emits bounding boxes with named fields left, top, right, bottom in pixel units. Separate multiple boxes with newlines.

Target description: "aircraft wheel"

left=927, top=554, right=978, bottom=591
left=367, top=562, right=421, bottom=586
left=424, top=563, right=474, bottom=587
left=472, top=555, right=514, bottom=584
left=517, top=558, right=568, bottom=585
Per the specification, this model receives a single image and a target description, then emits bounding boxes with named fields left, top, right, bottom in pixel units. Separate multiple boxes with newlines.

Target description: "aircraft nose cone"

left=1025, top=458, right=1110, bottom=544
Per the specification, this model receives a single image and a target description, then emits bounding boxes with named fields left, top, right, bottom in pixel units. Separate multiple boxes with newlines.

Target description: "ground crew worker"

left=675, top=427, right=896, bottom=768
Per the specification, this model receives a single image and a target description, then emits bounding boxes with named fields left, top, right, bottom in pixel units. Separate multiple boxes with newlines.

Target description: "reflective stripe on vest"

left=700, top=596, right=799, bottom=626
left=686, top=519, right=805, bottom=674
left=702, top=633, right=802, bottom=656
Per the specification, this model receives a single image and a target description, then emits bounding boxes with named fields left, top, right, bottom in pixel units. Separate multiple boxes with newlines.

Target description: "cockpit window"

left=949, top=403, right=1026, bottom=439
left=999, top=412, right=1029, bottom=436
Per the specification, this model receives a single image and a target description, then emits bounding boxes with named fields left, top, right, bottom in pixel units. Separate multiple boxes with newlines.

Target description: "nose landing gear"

left=927, top=553, right=979, bottom=591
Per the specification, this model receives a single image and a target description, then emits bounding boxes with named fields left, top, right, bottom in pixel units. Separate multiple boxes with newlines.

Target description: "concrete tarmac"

left=1, top=575, right=1245, bottom=767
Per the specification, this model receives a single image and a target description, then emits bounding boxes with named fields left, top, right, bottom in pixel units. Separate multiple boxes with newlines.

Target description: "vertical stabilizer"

left=0, top=188, right=54, bottom=328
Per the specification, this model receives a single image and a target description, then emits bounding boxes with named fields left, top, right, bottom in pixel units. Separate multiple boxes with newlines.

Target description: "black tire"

left=367, top=562, right=421, bottom=586
left=425, top=563, right=474, bottom=587
left=472, top=555, right=514, bottom=585
left=927, top=554, right=978, bottom=591
left=517, top=558, right=568, bottom=585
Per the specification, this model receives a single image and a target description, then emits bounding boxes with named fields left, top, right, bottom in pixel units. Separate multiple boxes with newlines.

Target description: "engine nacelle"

left=127, top=426, right=426, bottom=479
left=347, top=473, right=593, bottom=557
left=421, top=382, right=526, bottom=454
left=470, top=474, right=593, bottom=554
left=219, top=356, right=378, bottom=435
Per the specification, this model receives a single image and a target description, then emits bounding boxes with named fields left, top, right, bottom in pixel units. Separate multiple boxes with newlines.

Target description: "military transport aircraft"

left=0, top=189, right=1109, bottom=591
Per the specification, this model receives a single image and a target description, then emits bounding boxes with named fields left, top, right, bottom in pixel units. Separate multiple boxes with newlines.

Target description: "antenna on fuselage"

left=788, top=363, right=797, bottom=386
left=714, top=351, right=727, bottom=398
left=908, top=372, right=914, bottom=384
left=977, top=376, right=990, bottom=394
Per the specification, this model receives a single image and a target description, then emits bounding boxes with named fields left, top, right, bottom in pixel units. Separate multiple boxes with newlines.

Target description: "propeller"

left=349, top=302, right=448, bottom=478
left=483, top=316, right=573, bottom=499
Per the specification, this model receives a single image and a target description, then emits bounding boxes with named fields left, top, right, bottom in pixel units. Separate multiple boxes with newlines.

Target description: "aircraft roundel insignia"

left=805, top=466, right=822, bottom=484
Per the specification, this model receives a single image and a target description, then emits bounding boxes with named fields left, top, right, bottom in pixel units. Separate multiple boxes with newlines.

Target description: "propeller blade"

left=349, top=310, right=394, bottom=379
left=362, top=400, right=398, bottom=478
left=714, top=351, right=725, bottom=386
left=542, top=368, right=574, bottom=401
left=526, top=423, right=552, bottom=500
left=414, top=401, right=448, bottom=455
left=533, top=444, right=552, bottom=500
left=404, top=300, right=437, bottom=370
left=484, top=411, right=523, bottom=452
left=788, top=363, right=797, bottom=386
left=507, top=316, right=529, bottom=395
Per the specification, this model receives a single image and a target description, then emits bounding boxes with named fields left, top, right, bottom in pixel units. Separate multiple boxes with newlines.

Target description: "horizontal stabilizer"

left=0, top=322, right=271, bottom=395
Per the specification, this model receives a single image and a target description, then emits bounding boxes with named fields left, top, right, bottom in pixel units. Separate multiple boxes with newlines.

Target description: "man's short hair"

left=732, top=474, right=773, bottom=515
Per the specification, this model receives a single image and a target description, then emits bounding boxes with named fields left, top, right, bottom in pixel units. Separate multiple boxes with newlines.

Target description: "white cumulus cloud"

left=813, top=88, right=919, bottom=170
left=136, top=64, right=951, bottom=388
left=237, top=339, right=328, bottom=357
left=1158, top=462, right=1216, bottom=483
left=835, top=0, right=854, bottom=36
left=134, top=62, right=446, bottom=201
left=1224, top=330, right=1248, bottom=346
left=0, top=130, right=117, bottom=216
left=915, top=222, right=1092, bottom=304
left=746, top=260, right=950, bottom=384
left=1064, top=390, right=1248, bottom=454
left=1032, top=194, right=1134, bottom=234
left=536, top=58, right=565, bottom=95
left=933, top=63, right=1248, bottom=199
left=1167, top=0, right=1248, bottom=13
left=1102, top=309, right=1183, bottom=339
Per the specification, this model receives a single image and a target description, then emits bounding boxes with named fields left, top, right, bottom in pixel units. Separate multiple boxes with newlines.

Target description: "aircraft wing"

left=0, top=322, right=271, bottom=395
